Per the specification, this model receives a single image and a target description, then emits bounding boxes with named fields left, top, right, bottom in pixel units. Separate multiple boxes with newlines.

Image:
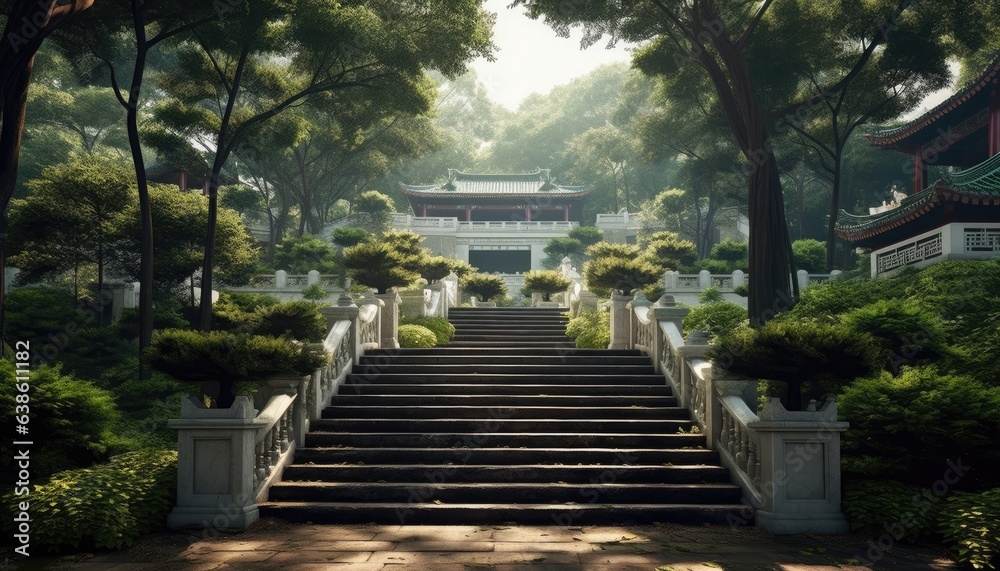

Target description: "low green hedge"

left=398, top=324, right=437, bottom=348
left=4, top=449, right=177, bottom=552
left=682, top=301, right=747, bottom=338
left=401, top=317, right=455, bottom=346
left=566, top=310, right=610, bottom=349
left=940, top=489, right=1000, bottom=569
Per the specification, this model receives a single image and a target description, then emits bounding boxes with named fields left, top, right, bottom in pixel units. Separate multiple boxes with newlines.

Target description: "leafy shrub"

left=251, top=301, right=326, bottom=341
left=566, top=310, right=610, bottom=349
left=332, top=226, right=371, bottom=249
left=0, top=362, right=118, bottom=480
left=210, top=292, right=263, bottom=332
left=683, top=301, right=747, bottom=338
left=225, top=292, right=281, bottom=312
left=782, top=276, right=905, bottom=319
left=710, top=240, right=748, bottom=264
left=3, top=450, right=177, bottom=551
left=940, top=489, right=1000, bottom=569
left=521, top=270, right=571, bottom=301
left=115, top=299, right=190, bottom=340
left=792, top=239, right=827, bottom=273
left=644, top=235, right=697, bottom=269
left=568, top=226, right=603, bottom=246
left=146, top=329, right=327, bottom=407
left=50, top=325, right=139, bottom=383
left=401, top=317, right=455, bottom=345
left=713, top=319, right=879, bottom=411
left=462, top=273, right=508, bottom=302
left=842, top=299, right=947, bottom=372
left=398, top=324, right=437, bottom=348
left=418, top=255, right=456, bottom=283
left=699, top=286, right=724, bottom=304
left=342, top=240, right=421, bottom=294
left=543, top=237, right=585, bottom=268
left=3, top=286, right=91, bottom=350
left=843, top=480, right=936, bottom=541
left=273, top=234, right=337, bottom=274
left=301, top=283, right=329, bottom=303
left=839, top=366, right=1000, bottom=486
left=583, top=242, right=663, bottom=296
left=733, top=284, right=748, bottom=297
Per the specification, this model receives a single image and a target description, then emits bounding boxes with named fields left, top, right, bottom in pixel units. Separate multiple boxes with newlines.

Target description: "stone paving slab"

left=11, top=518, right=958, bottom=570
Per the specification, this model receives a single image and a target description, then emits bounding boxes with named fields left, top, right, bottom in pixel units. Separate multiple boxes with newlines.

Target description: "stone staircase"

left=258, top=307, right=748, bottom=525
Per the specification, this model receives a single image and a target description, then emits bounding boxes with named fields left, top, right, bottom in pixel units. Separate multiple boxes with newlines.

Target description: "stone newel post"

left=608, top=291, right=633, bottom=349
left=375, top=291, right=401, bottom=349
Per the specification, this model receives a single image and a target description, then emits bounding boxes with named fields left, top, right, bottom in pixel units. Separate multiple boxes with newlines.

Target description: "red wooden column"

left=464, top=205, right=472, bottom=221
left=419, top=204, right=427, bottom=217
left=524, top=204, right=532, bottom=222
left=178, top=170, right=188, bottom=191
left=990, top=88, right=1000, bottom=157
left=913, top=150, right=927, bottom=194
left=563, top=205, right=570, bottom=222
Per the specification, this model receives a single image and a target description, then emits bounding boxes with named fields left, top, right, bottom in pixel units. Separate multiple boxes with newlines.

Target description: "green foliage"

left=342, top=240, right=421, bottom=294
left=699, top=286, right=724, bottom=304
left=3, top=450, right=177, bottom=552
left=146, top=329, right=327, bottom=407
left=301, top=283, right=329, bottom=303
left=401, top=317, right=455, bottom=346
left=733, top=284, right=749, bottom=297
left=940, top=489, right=1000, bottom=569
left=223, top=292, right=281, bottom=312
left=566, top=310, right=611, bottom=349
left=839, top=366, right=1000, bottom=485
left=2, top=287, right=92, bottom=349
left=544, top=237, right=585, bottom=261
left=398, top=324, right=438, bottom=348
left=273, top=234, right=337, bottom=274
left=791, top=239, right=828, bottom=273
left=332, top=227, right=372, bottom=249
left=352, top=190, right=396, bottom=233
left=418, top=255, right=456, bottom=283
left=710, top=240, right=749, bottom=263
left=843, top=480, right=936, bottom=541
left=53, top=326, right=139, bottom=383
left=219, top=184, right=264, bottom=220
left=842, top=299, right=947, bottom=372
left=115, top=300, right=190, bottom=340
left=568, top=226, right=603, bottom=246
left=0, top=362, right=118, bottom=480
left=446, top=258, right=478, bottom=278
left=583, top=245, right=662, bottom=296
left=644, top=235, right=697, bottom=269
left=521, top=270, right=572, bottom=301
left=683, top=301, right=747, bottom=338
left=461, top=273, right=508, bottom=302
left=783, top=276, right=906, bottom=318
left=252, top=301, right=327, bottom=342
left=713, top=319, right=880, bottom=410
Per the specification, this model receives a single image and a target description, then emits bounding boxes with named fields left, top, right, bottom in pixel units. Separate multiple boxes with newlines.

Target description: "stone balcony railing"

left=392, top=213, right=578, bottom=233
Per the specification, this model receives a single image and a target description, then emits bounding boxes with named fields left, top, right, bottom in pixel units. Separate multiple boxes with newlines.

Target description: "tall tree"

left=516, top=0, right=988, bottom=324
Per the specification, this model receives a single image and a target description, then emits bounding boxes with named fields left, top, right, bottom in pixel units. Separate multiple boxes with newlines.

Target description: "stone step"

left=449, top=327, right=570, bottom=335
left=346, top=364, right=654, bottom=375
left=257, top=502, right=752, bottom=526
left=268, top=482, right=742, bottom=505
left=449, top=308, right=565, bottom=313
left=303, top=432, right=706, bottom=448
left=337, top=383, right=672, bottom=396
left=280, top=464, right=730, bottom=484
left=358, top=355, right=651, bottom=366
left=321, top=405, right=691, bottom=420
left=451, top=336, right=574, bottom=344
left=447, top=341, right=578, bottom=347
left=447, top=320, right=568, bottom=327
left=362, top=347, right=642, bottom=357
left=292, top=447, right=718, bottom=465
left=326, top=394, right=679, bottom=407
left=307, top=418, right=695, bottom=434
left=344, top=374, right=664, bottom=385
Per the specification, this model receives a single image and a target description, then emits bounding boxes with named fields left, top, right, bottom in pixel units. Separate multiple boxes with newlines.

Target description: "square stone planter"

left=472, top=300, right=497, bottom=308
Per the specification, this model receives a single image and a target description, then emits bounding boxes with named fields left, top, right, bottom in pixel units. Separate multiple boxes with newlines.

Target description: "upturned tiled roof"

left=401, top=169, right=592, bottom=197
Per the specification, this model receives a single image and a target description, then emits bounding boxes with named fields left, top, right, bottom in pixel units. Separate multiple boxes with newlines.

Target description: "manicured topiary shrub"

left=401, top=317, right=455, bottom=345
left=398, top=324, right=437, bottom=348
left=566, top=310, right=610, bottom=349
left=791, top=239, right=827, bottom=273
left=252, top=301, right=327, bottom=341
left=417, top=256, right=455, bottom=283
left=841, top=299, right=947, bottom=372
left=342, top=241, right=420, bottom=294
left=146, top=329, right=327, bottom=408
left=583, top=248, right=662, bottom=296
left=3, top=449, right=177, bottom=552
left=699, top=286, right=724, bottom=304
left=682, top=301, right=747, bottom=338
left=461, top=273, right=508, bottom=302
left=521, top=270, right=571, bottom=301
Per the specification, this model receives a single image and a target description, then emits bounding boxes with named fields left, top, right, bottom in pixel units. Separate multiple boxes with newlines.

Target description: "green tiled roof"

left=946, top=152, right=1000, bottom=195
left=835, top=185, right=940, bottom=236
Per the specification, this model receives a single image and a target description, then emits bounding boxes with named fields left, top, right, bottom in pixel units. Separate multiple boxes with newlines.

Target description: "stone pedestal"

left=168, top=395, right=260, bottom=529
left=751, top=398, right=850, bottom=534
left=375, top=292, right=401, bottom=349
left=608, top=292, right=633, bottom=349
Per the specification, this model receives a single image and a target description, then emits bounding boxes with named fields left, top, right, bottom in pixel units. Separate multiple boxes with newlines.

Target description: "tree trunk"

left=825, top=147, right=844, bottom=271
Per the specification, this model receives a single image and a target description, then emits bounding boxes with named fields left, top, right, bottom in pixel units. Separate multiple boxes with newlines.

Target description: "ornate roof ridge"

left=868, top=53, right=1000, bottom=145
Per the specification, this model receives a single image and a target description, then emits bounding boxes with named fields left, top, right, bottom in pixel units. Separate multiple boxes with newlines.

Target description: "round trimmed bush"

left=521, top=270, right=571, bottom=301
left=683, top=301, right=747, bottom=338
left=398, top=324, right=437, bottom=348
left=461, top=273, right=508, bottom=302
left=252, top=301, right=327, bottom=341
left=401, top=317, right=455, bottom=345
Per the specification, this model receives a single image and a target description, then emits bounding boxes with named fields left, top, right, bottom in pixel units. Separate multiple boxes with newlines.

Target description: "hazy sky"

left=470, top=0, right=634, bottom=111
left=470, top=0, right=954, bottom=117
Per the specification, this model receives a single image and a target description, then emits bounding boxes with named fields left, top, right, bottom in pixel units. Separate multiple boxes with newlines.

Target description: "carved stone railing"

left=226, top=270, right=345, bottom=302
left=169, top=294, right=382, bottom=530
left=661, top=269, right=841, bottom=294
left=644, top=298, right=850, bottom=535
left=560, top=257, right=597, bottom=318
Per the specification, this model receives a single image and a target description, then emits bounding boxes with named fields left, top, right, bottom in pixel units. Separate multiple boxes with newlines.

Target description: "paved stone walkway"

left=22, top=519, right=957, bottom=570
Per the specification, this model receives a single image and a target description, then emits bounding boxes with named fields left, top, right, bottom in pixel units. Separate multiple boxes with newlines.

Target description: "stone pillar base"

left=756, top=510, right=849, bottom=535
left=167, top=505, right=259, bottom=530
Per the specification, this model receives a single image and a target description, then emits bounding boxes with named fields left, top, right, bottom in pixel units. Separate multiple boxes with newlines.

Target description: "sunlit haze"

left=470, top=0, right=634, bottom=111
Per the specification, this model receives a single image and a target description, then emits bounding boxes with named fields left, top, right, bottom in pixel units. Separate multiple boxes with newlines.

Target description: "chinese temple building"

left=836, top=56, right=1000, bottom=277
left=395, top=169, right=592, bottom=274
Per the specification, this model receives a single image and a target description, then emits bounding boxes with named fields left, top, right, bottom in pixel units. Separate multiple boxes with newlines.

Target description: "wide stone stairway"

left=258, top=307, right=747, bottom=525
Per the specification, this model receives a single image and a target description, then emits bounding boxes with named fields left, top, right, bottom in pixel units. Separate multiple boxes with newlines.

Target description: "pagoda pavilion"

left=836, top=56, right=1000, bottom=277
left=395, top=169, right=592, bottom=274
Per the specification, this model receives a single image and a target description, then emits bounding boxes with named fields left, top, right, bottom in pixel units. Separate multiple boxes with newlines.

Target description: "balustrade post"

left=698, top=270, right=712, bottom=290
left=750, top=398, right=850, bottom=534
left=307, top=270, right=320, bottom=286
left=168, top=396, right=259, bottom=529
left=320, top=294, right=361, bottom=366
left=626, top=291, right=652, bottom=350
left=375, top=291, right=402, bottom=349
left=275, top=270, right=287, bottom=289
left=732, top=270, right=746, bottom=288
left=608, top=291, right=633, bottom=350
left=678, top=331, right=710, bottom=410
left=663, top=270, right=678, bottom=291
left=652, top=296, right=688, bottom=384
left=797, top=269, right=810, bottom=291
left=830, top=269, right=843, bottom=281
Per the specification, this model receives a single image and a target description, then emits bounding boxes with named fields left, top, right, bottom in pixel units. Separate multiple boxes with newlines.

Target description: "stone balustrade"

left=616, top=294, right=851, bottom=534
left=168, top=282, right=461, bottom=530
